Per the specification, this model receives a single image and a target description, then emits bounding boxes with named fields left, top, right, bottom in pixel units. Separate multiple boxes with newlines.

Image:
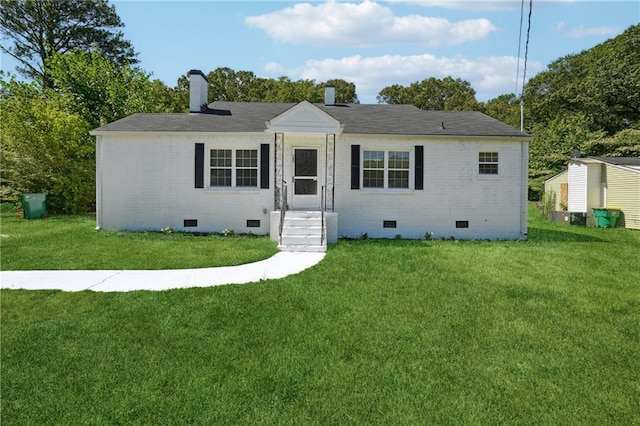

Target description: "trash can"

left=18, top=193, right=47, bottom=219
left=592, top=207, right=620, bottom=228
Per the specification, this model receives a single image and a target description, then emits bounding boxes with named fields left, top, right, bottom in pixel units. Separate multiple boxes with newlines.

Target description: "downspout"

left=95, top=135, right=103, bottom=231
left=521, top=139, right=529, bottom=240
left=331, top=134, right=336, bottom=211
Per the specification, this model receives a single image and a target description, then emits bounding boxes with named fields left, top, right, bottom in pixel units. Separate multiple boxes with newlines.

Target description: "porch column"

left=325, top=133, right=336, bottom=211
left=274, top=132, right=285, bottom=209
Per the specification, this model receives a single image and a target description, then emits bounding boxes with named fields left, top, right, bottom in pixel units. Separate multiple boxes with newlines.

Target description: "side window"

left=479, top=152, right=499, bottom=175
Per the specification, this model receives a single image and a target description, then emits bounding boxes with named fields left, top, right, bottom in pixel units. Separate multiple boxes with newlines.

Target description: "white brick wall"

left=97, top=133, right=274, bottom=234
left=97, top=132, right=527, bottom=240
left=333, top=135, right=526, bottom=240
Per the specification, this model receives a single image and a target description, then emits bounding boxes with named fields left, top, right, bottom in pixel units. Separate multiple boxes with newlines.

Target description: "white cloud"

left=557, top=24, right=621, bottom=38
left=265, top=62, right=285, bottom=74
left=266, top=53, right=544, bottom=102
left=245, top=1, right=496, bottom=47
left=389, top=0, right=587, bottom=11
left=386, top=0, right=519, bottom=12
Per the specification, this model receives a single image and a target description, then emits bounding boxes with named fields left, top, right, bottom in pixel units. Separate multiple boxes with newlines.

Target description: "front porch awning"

left=266, top=101, right=343, bottom=134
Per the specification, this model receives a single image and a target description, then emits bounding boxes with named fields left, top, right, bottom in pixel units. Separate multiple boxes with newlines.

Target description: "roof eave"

left=90, top=130, right=268, bottom=137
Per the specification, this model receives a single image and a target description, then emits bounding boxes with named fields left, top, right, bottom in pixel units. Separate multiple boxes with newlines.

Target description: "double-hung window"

left=363, top=151, right=385, bottom=188
left=388, top=151, right=410, bottom=188
left=210, top=149, right=258, bottom=187
left=363, top=150, right=410, bottom=189
left=210, top=149, right=232, bottom=186
left=235, top=149, right=258, bottom=187
left=479, top=152, right=499, bottom=175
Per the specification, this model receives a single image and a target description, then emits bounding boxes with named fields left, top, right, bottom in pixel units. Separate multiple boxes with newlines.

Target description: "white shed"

left=567, top=157, right=640, bottom=229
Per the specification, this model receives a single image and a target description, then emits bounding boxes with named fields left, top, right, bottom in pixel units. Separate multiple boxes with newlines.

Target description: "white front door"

left=292, top=148, right=320, bottom=209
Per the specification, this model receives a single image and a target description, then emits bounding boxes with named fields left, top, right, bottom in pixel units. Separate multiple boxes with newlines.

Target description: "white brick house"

left=91, top=70, right=531, bottom=250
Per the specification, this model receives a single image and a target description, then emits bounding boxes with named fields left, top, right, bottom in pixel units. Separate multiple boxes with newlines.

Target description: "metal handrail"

left=278, top=181, right=288, bottom=245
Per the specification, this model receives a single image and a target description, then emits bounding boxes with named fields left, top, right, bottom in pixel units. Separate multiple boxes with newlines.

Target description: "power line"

left=522, top=0, right=533, bottom=98
left=515, top=0, right=525, bottom=96
left=517, top=0, right=532, bottom=132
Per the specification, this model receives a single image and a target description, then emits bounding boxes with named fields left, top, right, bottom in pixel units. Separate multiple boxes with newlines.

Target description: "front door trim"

left=292, top=147, right=320, bottom=209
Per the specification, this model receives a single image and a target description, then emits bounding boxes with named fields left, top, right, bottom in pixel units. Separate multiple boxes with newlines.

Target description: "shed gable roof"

left=589, top=156, right=640, bottom=167
left=570, top=156, right=640, bottom=174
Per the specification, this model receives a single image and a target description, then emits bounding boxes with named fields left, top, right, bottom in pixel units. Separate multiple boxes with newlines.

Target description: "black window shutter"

left=260, top=144, right=269, bottom=189
left=195, top=143, right=204, bottom=188
left=351, top=145, right=360, bottom=190
left=415, top=145, right=424, bottom=190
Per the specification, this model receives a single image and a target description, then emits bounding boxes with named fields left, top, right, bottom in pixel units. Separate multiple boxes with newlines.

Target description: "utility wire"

left=518, top=0, right=532, bottom=132
left=522, top=0, right=533, bottom=98
left=515, top=0, right=525, bottom=96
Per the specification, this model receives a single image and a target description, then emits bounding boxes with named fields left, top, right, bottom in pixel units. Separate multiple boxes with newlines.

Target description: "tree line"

left=1, top=0, right=638, bottom=213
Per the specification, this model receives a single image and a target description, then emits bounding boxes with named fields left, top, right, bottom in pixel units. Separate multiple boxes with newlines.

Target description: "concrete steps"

left=278, top=211, right=326, bottom=253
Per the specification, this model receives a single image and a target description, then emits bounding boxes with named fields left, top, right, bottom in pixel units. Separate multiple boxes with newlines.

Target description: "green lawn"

left=2, top=206, right=639, bottom=424
left=0, top=206, right=278, bottom=270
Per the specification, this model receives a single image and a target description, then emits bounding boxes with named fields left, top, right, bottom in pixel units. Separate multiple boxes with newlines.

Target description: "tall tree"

left=48, top=49, right=159, bottom=128
left=207, top=68, right=259, bottom=102
left=174, top=67, right=360, bottom=105
left=484, top=94, right=521, bottom=130
left=528, top=114, right=606, bottom=200
left=0, top=0, right=137, bottom=88
left=377, top=77, right=482, bottom=111
left=325, top=79, right=358, bottom=104
left=525, top=24, right=639, bottom=135
left=0, top=78, right=94, bottom=213
left=582, top=129, right=640, bottom=158
left=1, top=50, right=164, bottom=213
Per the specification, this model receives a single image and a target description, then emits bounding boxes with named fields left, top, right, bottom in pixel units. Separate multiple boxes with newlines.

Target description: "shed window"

left=479, top=152, right=499, bottom=175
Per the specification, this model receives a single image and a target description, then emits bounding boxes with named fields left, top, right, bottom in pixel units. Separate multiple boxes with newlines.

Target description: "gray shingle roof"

left=590, top=156, right=640, bottom=167
left=91, top=101, right=530, bottom=138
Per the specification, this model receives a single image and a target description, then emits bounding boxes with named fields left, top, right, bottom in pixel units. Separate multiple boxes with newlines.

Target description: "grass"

left=0, top=204, right=278, bottom=270
left=1, top=205, right=639, bottom=424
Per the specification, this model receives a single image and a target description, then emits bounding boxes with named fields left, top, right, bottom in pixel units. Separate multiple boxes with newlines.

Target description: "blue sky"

left=2, top=1, right=638, bottom=103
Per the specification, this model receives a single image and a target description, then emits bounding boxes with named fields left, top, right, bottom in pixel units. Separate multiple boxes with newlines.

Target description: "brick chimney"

left=324, top=85, right=335, bottom=106
left=188, top=69, right=208, bottom=113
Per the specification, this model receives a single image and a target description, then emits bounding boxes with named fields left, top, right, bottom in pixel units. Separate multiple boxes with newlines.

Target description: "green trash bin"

left=18, top=193, right=47, bottom=219
left=592, top=207, right=620, bottom=228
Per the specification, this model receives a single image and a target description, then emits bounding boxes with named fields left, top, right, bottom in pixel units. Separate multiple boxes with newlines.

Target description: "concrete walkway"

left=0, top=252, right=325, bottom=292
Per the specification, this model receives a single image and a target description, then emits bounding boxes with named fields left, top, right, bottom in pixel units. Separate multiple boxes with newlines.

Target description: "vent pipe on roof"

left=188, top=69, right=208, bottom=113
left=325, top=85, right=335, bottom=106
